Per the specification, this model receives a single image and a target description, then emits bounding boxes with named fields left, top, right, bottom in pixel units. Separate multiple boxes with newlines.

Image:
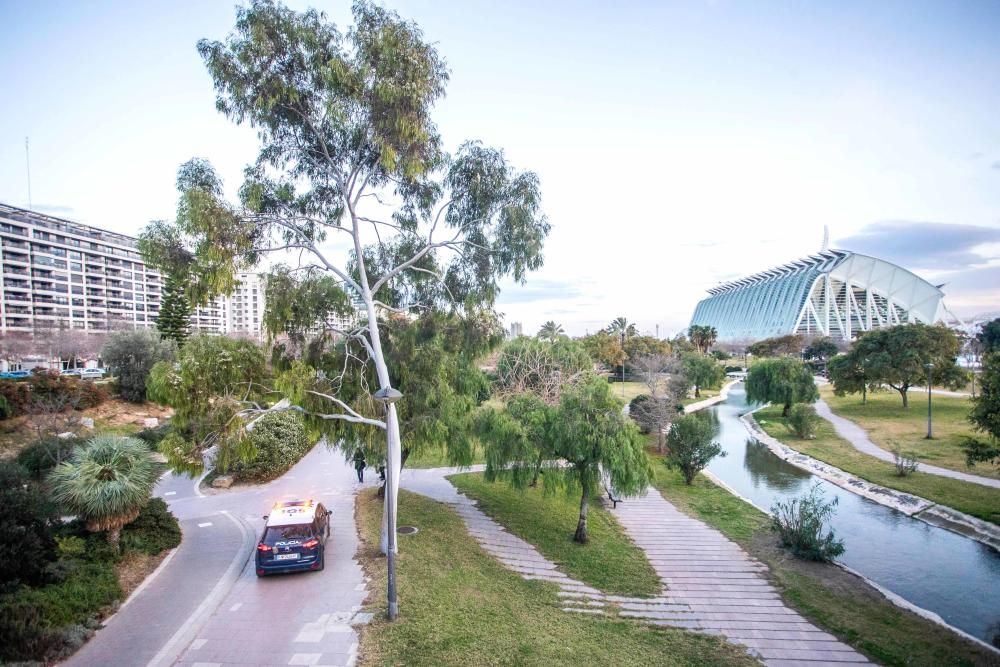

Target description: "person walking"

left=353, top=449, right=366, bottom=483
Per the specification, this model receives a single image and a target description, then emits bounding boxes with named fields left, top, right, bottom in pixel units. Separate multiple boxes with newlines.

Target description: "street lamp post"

left=373, top=386, right=403, bottom=620
left=620, top=330, right=626, bottom=398
left=924, top=362, right=933, bottom=440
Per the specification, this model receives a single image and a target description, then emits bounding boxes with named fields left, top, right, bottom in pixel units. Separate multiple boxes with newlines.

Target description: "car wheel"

left=317, top=553, right=325, bottom=571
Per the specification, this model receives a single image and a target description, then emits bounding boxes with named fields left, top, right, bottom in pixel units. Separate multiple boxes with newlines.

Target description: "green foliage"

left=711, top=349, right=730, bottom=361
left=688, top=324, right=718, bottom=354
left=977, top=317, right=1000, bottom=354
left=120, top=498, right=182, bottom=555
left=623, top=335, right=671, bottom=370
left=827, top=353, right=872, bottom=401
left=606, top=317, right=638, bottom=337
left=229, top=412, right=312, bottom=481
left=771, top=483, right=845, bottom=562
left=147, top=333, right=266, bottom=468
left=0, top=393, right=10, bottom=420
left=101, top=329, right=176, bottom=403
left=664, top=413, right=725, bottom=484
left=786, top=403, right=820, bottom=439
left=0, top=462, right=58, bottom=592
left=804, top=337, right=839, bottom=361
left=578, top=330, right=624, bottom=370
left=680, top=351, right=724, bottom=398
left=745, top=357, right=818, bottom=416
left=968, top=351, right=1000, bottom=449
left=748, top=334, right=805, bottom=357
left=479, top=375, right=653, bottom=543
left=262, top=266, right=355, bottom=345
left=0, top=371, right=108, bottom=418
left=536, top=320, right=564, bottom=342
left=134, top=423, right=172, bottom=448
left=16, top=436, right=78, bottom=480
left=156, top=274, right=194, bottom=347
left=845, top=323, right=966, bottom=408
left=49, top=435, right=158, bottom=545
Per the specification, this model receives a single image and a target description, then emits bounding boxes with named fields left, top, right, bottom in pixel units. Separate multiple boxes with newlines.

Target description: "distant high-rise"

left=509, top=321, right=523, bottom=338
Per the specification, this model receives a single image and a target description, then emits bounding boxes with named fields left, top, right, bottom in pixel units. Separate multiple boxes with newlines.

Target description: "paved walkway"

left=814, top=399, right=1000, bottom=489
left=401, top=467, right=872, bottom=666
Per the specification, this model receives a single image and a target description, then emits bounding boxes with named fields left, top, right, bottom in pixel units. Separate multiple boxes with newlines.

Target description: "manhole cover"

left=397, top=525, right=419, bottom=535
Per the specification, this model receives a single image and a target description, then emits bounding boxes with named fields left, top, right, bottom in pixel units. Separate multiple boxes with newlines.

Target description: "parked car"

left=61, top=368, right=82, bottom=376
left=78, top=368, right=106, bottom=380
left=255, top=499, right=331, bottom=577
left=0, top=370, right=31, bottom=380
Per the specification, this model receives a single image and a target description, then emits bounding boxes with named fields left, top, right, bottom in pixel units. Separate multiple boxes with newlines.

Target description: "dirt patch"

left=0, top=399, right=173, bottom=459
left=115, top=549, right=171, bottom=600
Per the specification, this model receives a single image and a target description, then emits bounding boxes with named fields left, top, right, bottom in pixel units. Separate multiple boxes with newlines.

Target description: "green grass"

left=755, top=405, right=1000, bottom=525
left=356, top=488, right=759, bottom=667
left=680, top=386, right=723, bottom=407
left=449, top=472, right=660, bottom=598
left=404, top=443, right=487, bottom=469
left=648, top=457, right=998, bottom=666
left=609, top=381, right=649, bottom=403
left=821, top=386, right=999, bottom=480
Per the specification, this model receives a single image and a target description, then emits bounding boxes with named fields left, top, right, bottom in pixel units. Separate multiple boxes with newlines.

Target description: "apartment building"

left=226, top=272, right=266, bottom=338
left=0, top=203, right=226, bottom=335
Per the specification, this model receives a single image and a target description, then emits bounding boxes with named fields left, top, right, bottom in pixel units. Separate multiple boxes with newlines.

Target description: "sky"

left=1, top=0, right=998, bottom=337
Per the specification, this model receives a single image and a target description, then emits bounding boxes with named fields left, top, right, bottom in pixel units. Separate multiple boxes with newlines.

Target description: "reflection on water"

left=742, top=438, right=811, bottom=493
left=706, top=384, right=1000, bottom=644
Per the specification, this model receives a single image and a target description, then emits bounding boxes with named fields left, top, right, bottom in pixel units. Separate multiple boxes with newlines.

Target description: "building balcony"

left=3, top=265, right=29, bottom=276
left=3, top=254, right=29, bottom=264
left=2, top=240, right=29, bottom=250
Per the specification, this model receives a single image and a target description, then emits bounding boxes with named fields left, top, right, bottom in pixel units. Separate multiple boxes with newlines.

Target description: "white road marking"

left=229, top=602, right=242, bottom=611
left=288, top=654, right=321, bottom=665
left=198, top=522, right=213, bottom=528
left=164, top=491, right=177, bottom=496
left=190, top=638, right=207, bottom=650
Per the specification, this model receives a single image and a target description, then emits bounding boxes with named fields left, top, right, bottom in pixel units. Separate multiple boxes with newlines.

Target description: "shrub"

left=230, top=411, right=311, bottom=482
left=664, top=413, right=725, bottom=484
left=771, top=483, right=845, bottom=562
left=628, top=394, right=653, bottom=433
left=120, top=498, right=181, bottom=555
left=49, top=435, right=158, bottom=549
left=892, top=448, right=919, bottom=476
left=134, top=423, right=172, bottom=448
left=785, top=403, right=820, bottom=439
left=0, top=462, right=58, bottom=592
left=16, top=436, right=79, bottom=480
left=101, top=330, right=176, bottom=403
left=0, top=372, right=108, bottom=419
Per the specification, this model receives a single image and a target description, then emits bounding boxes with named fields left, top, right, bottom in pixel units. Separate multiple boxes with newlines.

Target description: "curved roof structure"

left=690, top=249, right=945, bottom=342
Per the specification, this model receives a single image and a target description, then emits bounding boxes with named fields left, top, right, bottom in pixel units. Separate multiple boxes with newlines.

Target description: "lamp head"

left=373, top=386, right=403, bottom=405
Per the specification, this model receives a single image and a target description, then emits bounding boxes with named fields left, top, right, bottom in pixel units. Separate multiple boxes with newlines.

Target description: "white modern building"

left=226, top=272, right=266, bottom=338
left=690, top=249, right=951, bottom=342
left=0, top=202, right=229, bottom=337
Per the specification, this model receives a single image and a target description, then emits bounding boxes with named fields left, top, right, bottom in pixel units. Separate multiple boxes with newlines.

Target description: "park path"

left=400, top=467, right=872, bottom=666
left=64, top=444, right=371, bottom=667
left=813, top=399, right=1000, bottom=489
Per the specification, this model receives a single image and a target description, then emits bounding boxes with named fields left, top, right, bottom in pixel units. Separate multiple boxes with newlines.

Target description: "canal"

left=706, top=383, right=1000, bottom=645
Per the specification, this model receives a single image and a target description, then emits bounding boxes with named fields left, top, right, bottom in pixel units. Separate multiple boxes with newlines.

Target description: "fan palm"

left=606, top=317, right=637, bottom=338
left=49, top=434, right=158, bottom=549
left=537, top=320, right=565, bottom=342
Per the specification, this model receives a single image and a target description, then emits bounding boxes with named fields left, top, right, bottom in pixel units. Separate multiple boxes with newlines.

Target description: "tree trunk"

left=862, top=385, right=867, bottom=405
left=574, top=484, right=590, bottom=544
left=694, top=384, right=701, bottom=398
left=530, top=451, right=544, bottom=487
left=107, top=526, right=121, bottom=552
left=657, top=430, right=664, bottom=454
left=782, top=402, right=792, bottom=417
left=899, top=388, right=908, bottom=408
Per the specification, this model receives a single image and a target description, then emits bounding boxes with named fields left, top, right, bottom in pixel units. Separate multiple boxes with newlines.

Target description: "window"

left=69, top=250, right=82, bottom=259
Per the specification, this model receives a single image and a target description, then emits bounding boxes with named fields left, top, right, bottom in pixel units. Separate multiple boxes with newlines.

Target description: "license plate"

left=275, top=553, right=300, bottom=561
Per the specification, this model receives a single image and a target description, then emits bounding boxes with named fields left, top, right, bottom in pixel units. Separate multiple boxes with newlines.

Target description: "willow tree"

left=140, top=1, right=549, bottom=554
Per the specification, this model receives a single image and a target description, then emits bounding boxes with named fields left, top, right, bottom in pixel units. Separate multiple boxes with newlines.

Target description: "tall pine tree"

left=156, top=275, right=192, bottom=348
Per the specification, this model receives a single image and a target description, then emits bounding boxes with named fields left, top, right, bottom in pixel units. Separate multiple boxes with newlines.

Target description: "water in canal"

left=706, top=383, right=1000, bottom=645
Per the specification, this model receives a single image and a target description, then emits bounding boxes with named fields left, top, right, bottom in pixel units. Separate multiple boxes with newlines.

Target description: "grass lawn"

left=449, top=472, right=660, bottom=597
left=680, top=386, right=723, bottom=407
left=356, top=488, right=759, bottom=667
left=648, top=457, right=997, bottom=666
left=608, top=380, right=649, bottom=404
left=755, top=405, right=1000, bottom=525
left=820, top=386, right=999, bottom=480
left=404, top=443, right=486, bottom=469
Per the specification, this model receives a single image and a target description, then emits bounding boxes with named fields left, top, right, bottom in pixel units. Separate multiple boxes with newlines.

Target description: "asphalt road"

left=65, top=443, right=371, bottom=667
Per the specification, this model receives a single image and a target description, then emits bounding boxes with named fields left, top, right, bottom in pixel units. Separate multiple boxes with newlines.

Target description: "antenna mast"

left=25, top=137, right=33, bottom=210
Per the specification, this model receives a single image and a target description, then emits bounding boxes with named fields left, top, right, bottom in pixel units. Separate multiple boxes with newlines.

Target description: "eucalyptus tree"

left=139, top=1, right=549, bottom=554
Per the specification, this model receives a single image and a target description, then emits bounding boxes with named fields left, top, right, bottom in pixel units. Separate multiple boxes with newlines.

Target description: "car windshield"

left=263, top=524, right=313, bottom=545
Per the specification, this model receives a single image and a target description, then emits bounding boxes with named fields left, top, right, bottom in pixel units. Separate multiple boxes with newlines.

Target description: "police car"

left=255, top=499, right=332, bottom=577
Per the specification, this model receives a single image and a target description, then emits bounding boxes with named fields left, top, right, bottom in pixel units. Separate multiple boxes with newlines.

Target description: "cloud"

left=992, top=160, right=1000, bottom=170
left=32, top=204, right=76, bottom=216
left=497, top=278, right=586, bottom=304
left=836, top=221, right=1000, bottom=272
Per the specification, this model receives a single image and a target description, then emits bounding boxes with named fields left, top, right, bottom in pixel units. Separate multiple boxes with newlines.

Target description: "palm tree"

left=49, top=435, right=158, bottom=549
left=537, top=320, right=565, bottom=342
left=606, top=317, right=638, bottom=337
left=688, top=325, right=718, bottom=354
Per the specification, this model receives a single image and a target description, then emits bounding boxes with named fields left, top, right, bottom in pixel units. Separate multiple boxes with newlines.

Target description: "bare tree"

left=629, top=354, right=687, bottom=452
